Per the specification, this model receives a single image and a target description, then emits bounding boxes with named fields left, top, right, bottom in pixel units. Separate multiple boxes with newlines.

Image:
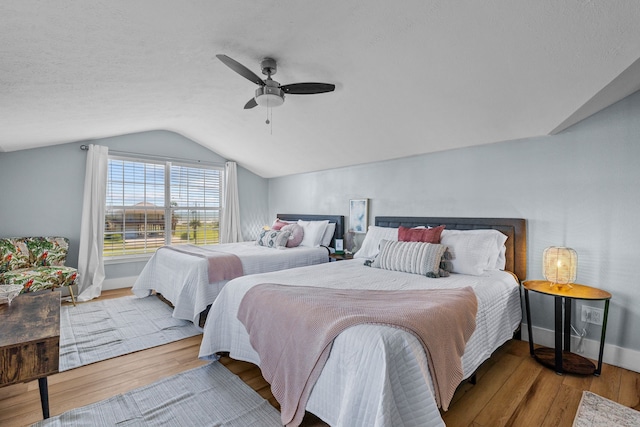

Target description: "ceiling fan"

left=216, top=54, right=335, bottom=109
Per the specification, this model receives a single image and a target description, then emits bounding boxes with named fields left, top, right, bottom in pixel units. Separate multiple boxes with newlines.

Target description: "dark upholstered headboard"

left=375, top=216, right=527, bottom=281
left=276, top=214, right=345, bottom=248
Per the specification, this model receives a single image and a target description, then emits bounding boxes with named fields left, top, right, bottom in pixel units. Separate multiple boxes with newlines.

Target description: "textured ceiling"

left=1, top=1, right=640, bottom=178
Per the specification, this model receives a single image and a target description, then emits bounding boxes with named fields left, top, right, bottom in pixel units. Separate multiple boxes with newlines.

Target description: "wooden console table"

left=0, top=291, right=60, bottom=419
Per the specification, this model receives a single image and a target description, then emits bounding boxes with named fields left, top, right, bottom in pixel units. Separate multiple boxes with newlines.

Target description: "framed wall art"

left=349, top=198, right=368, bottom=233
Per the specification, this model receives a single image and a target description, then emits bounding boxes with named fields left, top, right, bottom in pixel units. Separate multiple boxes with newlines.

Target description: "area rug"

left=59, top=295, right=201, bottom=371
left=33, top=362, right=282, bottom=426
left=573, top=391, right=640, bottom=427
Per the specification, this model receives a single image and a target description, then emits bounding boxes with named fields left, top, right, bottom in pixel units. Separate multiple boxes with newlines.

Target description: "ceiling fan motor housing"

left=260, top=58, right=277, bottom=76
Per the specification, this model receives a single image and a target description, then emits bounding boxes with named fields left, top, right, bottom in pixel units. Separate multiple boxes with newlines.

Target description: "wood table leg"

left=38, top=377, right=50, bottom=418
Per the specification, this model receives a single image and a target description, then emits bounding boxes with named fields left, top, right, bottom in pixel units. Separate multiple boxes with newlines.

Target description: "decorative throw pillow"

left=271, top=219, right=290, bottom=231
left=297, top=220, right=329, bottom=247
left=398, top=225, right=445, bottom=243
left=440, top=249, right=454, bottom=275
left=281, top=224, right=304, bottom=248
left=353, top=226, right=399, bottom=260
left=371, top=239, right=447, bottom=278
left=256, top=229, right=292, bottom=249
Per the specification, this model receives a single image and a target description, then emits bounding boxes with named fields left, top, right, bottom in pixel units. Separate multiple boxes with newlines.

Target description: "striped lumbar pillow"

left=371, top=239, right=447, bottom=278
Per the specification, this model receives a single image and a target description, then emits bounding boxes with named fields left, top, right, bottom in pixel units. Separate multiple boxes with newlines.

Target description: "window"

left=104, top=155, right=223, bottom=258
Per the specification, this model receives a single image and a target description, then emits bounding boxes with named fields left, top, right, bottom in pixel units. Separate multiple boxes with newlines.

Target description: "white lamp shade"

left=255, top=93, right=284, bottom=107
left=543, top=246, right=577, bottom=284
left=255, top=86, right=285, bottom=107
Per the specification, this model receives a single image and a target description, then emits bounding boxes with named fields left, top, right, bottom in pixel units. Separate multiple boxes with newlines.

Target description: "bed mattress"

left=198, top=259, right=521, bottom=427
left=132, top=242, right=330, bottom=324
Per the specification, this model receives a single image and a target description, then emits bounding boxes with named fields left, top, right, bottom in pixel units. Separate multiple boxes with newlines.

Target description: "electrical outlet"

left=581, top=306, right=604, bottom=325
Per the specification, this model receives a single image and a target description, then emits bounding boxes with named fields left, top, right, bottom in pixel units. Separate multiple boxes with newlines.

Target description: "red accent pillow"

left=398, top=225, right=445, bottom=243
left=271, top=219, right=289, bottom=231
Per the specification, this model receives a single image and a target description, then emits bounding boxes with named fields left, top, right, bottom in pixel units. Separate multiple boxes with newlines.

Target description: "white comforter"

left=132, top=242, right=330, bottom=324
left=199, top=259, right=521, bottom=427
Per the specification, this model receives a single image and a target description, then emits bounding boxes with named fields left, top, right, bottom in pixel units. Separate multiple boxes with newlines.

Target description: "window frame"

left=103, top=154, right=225, bottom=263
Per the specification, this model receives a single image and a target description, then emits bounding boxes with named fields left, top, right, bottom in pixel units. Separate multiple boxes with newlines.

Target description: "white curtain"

left=219, top=161, right=243, bottom=243
left=77, top=144, right=109, bottom=301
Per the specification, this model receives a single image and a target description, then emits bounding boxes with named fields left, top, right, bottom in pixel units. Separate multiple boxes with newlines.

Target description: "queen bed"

left=132, top=214, right=344, bottom=325
left=198, top=216, right=526, bottom=427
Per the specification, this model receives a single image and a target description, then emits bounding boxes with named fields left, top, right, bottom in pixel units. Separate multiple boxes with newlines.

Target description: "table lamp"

left=543, top=246, right=577, bottom=288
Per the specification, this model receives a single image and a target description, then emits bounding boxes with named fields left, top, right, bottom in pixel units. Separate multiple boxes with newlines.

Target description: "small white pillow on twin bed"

left=354, top=225, right=399, bottom=260
left=321, top=223, right=336, bottom=247
left=298, top=220, right=329, bottom=247
left=495, top=245, right=507, bottom=270
left=440, top=229, right=507, bottom=275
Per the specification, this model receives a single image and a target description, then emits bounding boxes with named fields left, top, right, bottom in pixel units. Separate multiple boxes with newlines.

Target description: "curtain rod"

left=79, top=144, right=225, bottom=167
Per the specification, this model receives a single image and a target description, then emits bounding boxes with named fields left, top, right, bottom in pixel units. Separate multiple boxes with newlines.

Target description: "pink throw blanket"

left=238, top=284, right=478, bottom=427
left=160, top=245, right=244, bottom=283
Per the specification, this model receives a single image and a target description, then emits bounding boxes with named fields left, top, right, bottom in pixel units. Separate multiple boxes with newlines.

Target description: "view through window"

left=104, top=156, right=223, bottom=257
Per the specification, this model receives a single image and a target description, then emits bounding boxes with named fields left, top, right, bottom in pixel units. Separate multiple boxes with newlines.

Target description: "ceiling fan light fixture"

left=255, top=86, right=284, bottom=107
left=217, top=54, right=334, bottom=110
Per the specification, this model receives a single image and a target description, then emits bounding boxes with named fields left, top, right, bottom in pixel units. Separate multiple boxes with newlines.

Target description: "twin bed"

left=132, top=214, right=345, bottom=325
left=197, top=216, right=527, bottom=427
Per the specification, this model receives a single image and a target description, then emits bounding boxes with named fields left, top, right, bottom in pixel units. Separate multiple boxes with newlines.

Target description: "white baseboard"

left=521, top=323, right=640, bottom=374
left=58, top=276, right=136, bottom=303
left=102, top=276, right=137, bottom=291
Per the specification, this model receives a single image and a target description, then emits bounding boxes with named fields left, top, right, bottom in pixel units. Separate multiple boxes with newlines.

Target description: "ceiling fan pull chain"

left=266, top=107, right=273, bottom=134
left=265, top=95, right=271, bottom=124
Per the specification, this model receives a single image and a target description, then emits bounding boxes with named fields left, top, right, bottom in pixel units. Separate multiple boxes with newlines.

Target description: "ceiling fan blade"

left=280, top=82, right=335, bottom=94
left=244, top=98, right=258, bottom=109
left=216, top=54, right=265, bottom=86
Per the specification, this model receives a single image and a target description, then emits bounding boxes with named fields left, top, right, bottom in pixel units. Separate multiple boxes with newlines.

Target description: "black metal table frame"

left=524, top=288, right=610, bottom=375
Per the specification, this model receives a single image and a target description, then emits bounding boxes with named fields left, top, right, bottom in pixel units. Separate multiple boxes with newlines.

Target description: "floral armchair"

left=0, top=237, right=77, bottom=305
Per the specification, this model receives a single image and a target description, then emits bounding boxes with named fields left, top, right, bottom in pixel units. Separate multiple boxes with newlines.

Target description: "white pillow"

left=321, top=223, right=336, bottom=247
left=495, top=245, right=507, bottom=270
left=440, top=229, right=507, bottom=275
left=298, top=220, right=329, bottom=247
left=354, top=225, right=399, bottom=259
left=487, top=233, right=508, bottom=270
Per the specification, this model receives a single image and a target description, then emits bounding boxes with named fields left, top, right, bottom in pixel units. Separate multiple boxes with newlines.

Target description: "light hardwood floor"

left=1, top=288, right=638, bottom=426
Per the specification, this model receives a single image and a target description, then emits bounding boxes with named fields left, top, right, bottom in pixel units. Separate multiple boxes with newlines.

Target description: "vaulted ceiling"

left=2, top=1, right=640, bottom=178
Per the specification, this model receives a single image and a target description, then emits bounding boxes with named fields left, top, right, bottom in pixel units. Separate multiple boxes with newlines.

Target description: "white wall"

left=268, top=90, right=640, bottom=367
left=0, top=130, right=270, bottom=283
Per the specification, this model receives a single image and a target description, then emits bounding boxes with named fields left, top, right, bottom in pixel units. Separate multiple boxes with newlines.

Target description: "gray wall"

left=0, top=130, right=269, bottom=280
left=269, top=90, right=640, bottom=354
